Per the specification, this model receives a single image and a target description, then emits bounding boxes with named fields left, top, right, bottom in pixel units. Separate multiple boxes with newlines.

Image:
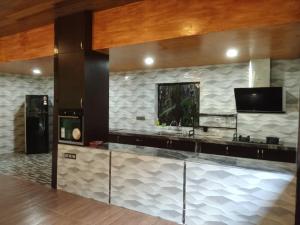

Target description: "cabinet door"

left=228, top=145, right=259, bottom=159
left=200, top=143, right=228, bottom=155
left=109, top=134, right=120, bottom=143
left=143, top=137, right=168, bottom=148
left=261, top=149, right=296, bottom=163
left=169, top=140, right=195, bottom=152
left=55, top=12, right=92, bottom=53
left=118, top=135, right=144, bottom=146
left=56, top=53, right=84, bottom=109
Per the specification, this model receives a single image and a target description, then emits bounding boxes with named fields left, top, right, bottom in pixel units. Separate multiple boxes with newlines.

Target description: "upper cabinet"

left=55, top=52, right=84, bottom=109
left=54, top=11, right=109, bottom=143
left=55, top=11, right=92, bottom=54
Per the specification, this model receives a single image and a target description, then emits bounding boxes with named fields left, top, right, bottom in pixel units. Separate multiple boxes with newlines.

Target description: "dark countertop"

left=59, top=143, right=296, bottom=174
left=109, top=129, right=296, bottom=151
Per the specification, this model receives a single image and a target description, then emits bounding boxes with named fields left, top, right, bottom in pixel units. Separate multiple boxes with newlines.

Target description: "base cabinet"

left=261, top=149, right=296, bottom=163
left=109, top=134, right=195, bottom=152
left=228, top=145, right=259, bottom=159
left=200, top=143, right=228, bottom=155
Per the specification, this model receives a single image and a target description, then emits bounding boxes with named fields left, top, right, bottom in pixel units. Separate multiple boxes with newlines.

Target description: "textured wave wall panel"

left=111, top=151, right=184, bottom=224
left=110, top=59, right=300, bottom=146
left=57, top=144, right=110, bottom=203
left=185, top=161, right=296, bottom=225
left=0, top=73, right=54, bottom=154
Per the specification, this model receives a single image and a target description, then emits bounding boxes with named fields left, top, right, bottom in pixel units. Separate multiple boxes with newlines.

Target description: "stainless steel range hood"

left=248, top=58, right=270, bottom=87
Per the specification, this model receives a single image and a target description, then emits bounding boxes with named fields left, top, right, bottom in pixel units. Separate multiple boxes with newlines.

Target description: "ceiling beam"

left=1, top=0, right=300, bottom=62
left=0, top=24, right=54, bottom=62
left=93, top=0, right=300, bottom=49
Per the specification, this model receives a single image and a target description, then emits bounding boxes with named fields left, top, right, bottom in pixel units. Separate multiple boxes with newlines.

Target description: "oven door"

left=59, top=115, right=84, bottom=145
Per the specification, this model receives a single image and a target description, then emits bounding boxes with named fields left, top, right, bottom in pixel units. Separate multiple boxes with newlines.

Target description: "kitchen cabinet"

left=109, top=134, right=296, bottom=163
left=228, top=145, right=258, bottom=159
left=54, top=12, right=109, bottom=144
left=110, top=134, right=141, bottom=145
left=55, top=11, right=92, bottom=53
left=56, top=52, right=84, bottom=109
left=109, top=134, right=168, bottom=148
left=168, top=139, right=195, bottom=152
left=260, top=149, right=296, bottom=163
left=200, top=143, right=228, bottom=156
left=109, top=134, right=195, bottom=151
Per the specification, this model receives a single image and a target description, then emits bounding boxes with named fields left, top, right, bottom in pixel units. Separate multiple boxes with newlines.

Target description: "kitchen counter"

left=57, top=143, right=296, bottom=225
left=86, top=142, right=296, bottom=173
left=110, top=129, right=296, bottom=151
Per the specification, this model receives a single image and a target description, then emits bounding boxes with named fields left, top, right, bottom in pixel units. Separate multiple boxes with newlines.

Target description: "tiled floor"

left=0, top=152, right=51, bottom=186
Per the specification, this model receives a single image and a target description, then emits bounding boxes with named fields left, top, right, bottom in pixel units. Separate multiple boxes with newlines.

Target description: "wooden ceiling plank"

left=93, top=0, right=300, bottom=50
left=7, top=2, right=55, bottom=20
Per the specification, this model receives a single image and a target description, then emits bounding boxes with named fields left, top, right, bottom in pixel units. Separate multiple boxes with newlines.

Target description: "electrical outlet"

left=64, top=153, right=76, bottom=160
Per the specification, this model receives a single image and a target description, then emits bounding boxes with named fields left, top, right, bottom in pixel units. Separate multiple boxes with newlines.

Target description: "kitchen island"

left=57, top=143, right=296, bottom=225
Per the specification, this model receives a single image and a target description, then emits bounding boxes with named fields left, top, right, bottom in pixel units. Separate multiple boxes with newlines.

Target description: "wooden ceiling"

left=1, top=22, right=299, bottom=75
left=1, top=0, right=300, bottom=63
left=109, top=22, right=300, bottom=72
left=0, top=0, right=140, bottom=37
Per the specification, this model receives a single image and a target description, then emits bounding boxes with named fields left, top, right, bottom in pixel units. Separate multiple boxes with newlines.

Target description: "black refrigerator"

left=25, top=95, right=49, bottom=154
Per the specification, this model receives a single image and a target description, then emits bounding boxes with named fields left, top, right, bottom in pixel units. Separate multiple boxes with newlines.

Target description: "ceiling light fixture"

left=32, top=68, right=42, bottom=75
left=226, top=48, right=239, bottom=58
left=144, top=57, right=154, bottom=65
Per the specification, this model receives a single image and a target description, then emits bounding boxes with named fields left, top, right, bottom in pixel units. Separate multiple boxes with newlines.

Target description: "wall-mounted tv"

left=234, top=87, right=286, bottom=113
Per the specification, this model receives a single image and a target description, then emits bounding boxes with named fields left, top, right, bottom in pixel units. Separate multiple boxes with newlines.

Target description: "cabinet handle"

left=257, top=149, right=260, bottom=158
left=80, top=42, right=83, bottom=50
left=262, top=149, right=264, bottom=158
left=80, top=98, right=83, bottom=108
left=136, top=138, right=142, bottom=142
left=225, top=146, right=229, bottom=154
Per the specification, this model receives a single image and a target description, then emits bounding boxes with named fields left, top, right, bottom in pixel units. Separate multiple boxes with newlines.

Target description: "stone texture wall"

left=0, top=73, right=54, bottom=154
left=110, top=59, right=300, bottom=147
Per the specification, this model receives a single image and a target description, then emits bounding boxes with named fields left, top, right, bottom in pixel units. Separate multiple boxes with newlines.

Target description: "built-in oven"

left=58, top=109, right=84, bottom=145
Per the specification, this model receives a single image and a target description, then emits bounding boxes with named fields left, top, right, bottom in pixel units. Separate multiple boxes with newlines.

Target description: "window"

left=157, top=82, right=199, bottom=127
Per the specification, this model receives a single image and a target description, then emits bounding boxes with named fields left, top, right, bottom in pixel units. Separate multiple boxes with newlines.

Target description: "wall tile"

left=0, top=73, right=54, bottom=154
left=185, top=161, right=296, bottom=225
left=111, top=151, right=184, bottom=224
left=57, top=144, right=110, bottom=203
left=110, top=59, right=300, bottom=146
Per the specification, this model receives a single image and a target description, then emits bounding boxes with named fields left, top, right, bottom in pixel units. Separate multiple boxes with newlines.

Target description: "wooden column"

left=52, top=11, right=109, bottom=188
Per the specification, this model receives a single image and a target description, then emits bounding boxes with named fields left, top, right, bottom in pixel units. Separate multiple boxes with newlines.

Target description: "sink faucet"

left=169, top=120, right=178, bottom=126
left=169, top=120, right=181, bottom=131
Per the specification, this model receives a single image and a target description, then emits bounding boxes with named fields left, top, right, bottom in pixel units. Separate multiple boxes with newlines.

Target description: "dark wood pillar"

left=51, top=11, right=109, bottom=188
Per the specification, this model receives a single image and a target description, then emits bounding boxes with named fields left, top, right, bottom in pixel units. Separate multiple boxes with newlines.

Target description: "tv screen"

left=234, top=87, right=285, bottom=113
left=158, top=82, right=199, bottom=127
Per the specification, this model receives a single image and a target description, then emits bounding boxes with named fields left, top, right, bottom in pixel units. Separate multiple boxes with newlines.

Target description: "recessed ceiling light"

left=32, top=68, right=42, bottom=75
left=226, top=48, right=239, bottom=58
left=144, top=57, right=154, bottom=65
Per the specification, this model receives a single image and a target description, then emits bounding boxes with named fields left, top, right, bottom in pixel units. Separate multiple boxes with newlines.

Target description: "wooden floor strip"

left=0, top=174, right=178, bottom=225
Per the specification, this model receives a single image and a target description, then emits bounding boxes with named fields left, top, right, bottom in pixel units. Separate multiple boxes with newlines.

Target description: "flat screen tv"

left=234, top=87, right=285, bottom=113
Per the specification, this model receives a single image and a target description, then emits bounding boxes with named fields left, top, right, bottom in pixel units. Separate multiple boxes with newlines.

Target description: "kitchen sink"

left=156, top=131, right=188, bottom=137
